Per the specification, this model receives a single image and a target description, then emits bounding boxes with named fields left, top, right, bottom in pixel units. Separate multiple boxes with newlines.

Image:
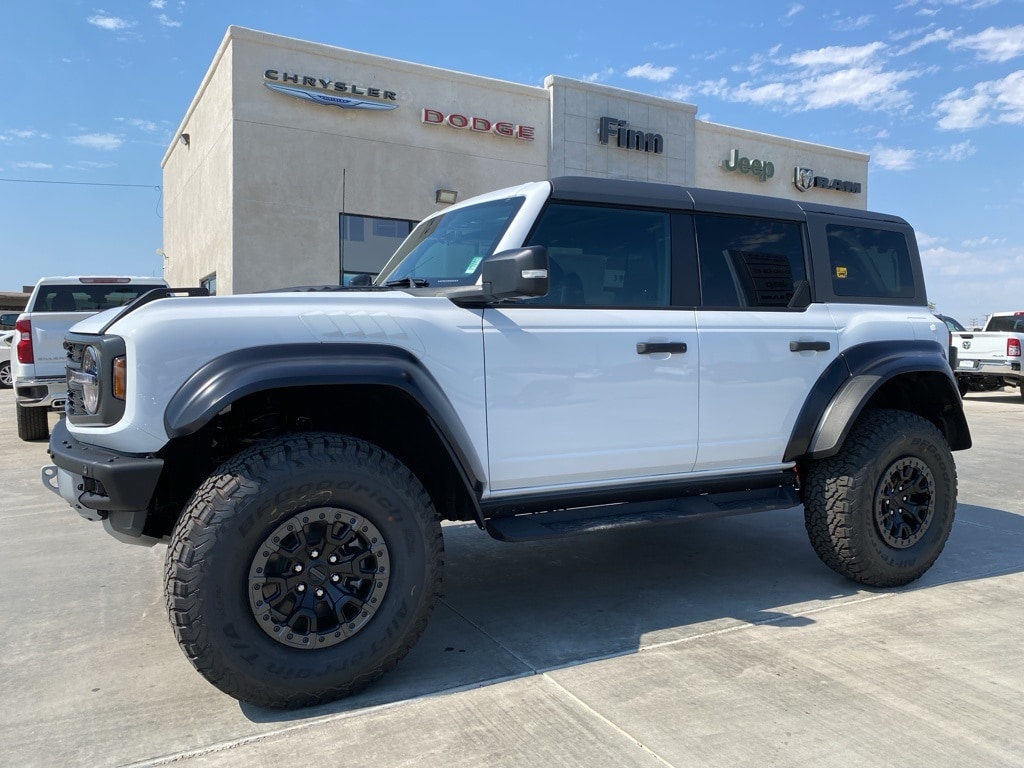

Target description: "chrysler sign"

left=263, top=69, right=398, bottom=110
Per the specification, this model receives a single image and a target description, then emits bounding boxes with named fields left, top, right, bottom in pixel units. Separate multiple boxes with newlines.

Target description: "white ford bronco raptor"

left=43, top=177, right=970, bottom=708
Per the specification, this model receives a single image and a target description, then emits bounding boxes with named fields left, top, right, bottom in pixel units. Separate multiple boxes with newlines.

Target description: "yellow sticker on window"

left=835, top=266, right=848, bottom=278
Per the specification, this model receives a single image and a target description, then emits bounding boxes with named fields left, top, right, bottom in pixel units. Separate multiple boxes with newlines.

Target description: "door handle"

left=637, top=342, right=688, bottom=355
left=789, top=340, right=831, bottom=352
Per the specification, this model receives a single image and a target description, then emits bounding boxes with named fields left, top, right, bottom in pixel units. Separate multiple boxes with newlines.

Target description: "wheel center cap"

left=307, top=563, right=329, bottom=585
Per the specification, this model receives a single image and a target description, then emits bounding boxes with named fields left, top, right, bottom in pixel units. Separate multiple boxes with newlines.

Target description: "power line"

left=0, top=177, right=159, bottom=190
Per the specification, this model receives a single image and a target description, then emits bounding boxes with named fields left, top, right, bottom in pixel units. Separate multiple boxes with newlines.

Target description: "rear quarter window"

left=826, top=224, right=915, bottom=299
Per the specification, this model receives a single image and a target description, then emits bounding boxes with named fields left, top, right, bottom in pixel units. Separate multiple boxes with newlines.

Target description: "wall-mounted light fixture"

left=435, top=189, right=458, bottom=205
left=179, top=133, right=190, bottom=148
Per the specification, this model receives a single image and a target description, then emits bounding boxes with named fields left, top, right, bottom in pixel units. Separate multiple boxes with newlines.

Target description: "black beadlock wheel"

left=164, top=433, right=444, bottom=709
left=803, top=408, right=957, bottom=588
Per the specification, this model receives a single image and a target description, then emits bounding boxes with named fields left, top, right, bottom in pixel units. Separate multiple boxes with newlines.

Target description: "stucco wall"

left=161, top=33, right=235, bottom=291
left=161, top=27, right=872, bottom=294
left=227, top=28, right=549, bottom=294
left=695, top=121, right=869, bottom=209
left=547, top=76, right=697, bottom=184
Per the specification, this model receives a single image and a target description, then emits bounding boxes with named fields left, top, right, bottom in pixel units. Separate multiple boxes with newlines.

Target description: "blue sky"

left=1, top=0, right=1022, bottom=325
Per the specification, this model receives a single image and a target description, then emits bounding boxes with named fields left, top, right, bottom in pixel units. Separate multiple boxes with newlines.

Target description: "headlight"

left=80, top=345, right=100, bottom=414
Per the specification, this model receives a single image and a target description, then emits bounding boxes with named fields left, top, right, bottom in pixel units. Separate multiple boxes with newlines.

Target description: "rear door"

left=691, top=212, right=840, bottom=472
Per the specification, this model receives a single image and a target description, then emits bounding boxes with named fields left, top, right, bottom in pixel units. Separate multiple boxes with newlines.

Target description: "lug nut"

left=310, top=549, right=320, bottom=559
left=328, top=554, right=338, bottom=564
left=315, top=588, right=325, bottom=598
left=331, top=574, right=340, bottom=583
left=293, top=564, right=303, bottom=573
left=296, top=584, right=306, bottom=593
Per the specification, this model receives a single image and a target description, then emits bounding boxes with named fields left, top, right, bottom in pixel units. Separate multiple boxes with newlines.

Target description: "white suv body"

left=43, top=178, right=969, bottom=708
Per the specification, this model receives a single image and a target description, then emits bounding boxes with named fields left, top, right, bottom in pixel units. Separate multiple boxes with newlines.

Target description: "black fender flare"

left=784, top=340, right=971, bottom=462
left=163, top=343, right=486, bottom=495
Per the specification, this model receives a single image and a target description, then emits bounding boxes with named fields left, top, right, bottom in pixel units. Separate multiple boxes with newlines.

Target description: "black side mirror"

left=481, top=246, right=549, bottom=301
left=348, top=274, right=373, bottom=287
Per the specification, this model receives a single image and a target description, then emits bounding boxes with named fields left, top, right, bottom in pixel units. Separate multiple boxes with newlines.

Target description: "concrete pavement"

left=1, top=387, right=1021, bottom=767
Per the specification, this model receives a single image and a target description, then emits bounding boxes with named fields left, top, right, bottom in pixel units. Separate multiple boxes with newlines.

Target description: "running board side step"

left=485, top=485, right=801, bottom=543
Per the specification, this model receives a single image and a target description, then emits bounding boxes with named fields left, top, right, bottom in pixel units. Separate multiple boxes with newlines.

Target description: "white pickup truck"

left=12, top=275, right=168, bottom=440
left=952, top=311, right=1024, bottom=399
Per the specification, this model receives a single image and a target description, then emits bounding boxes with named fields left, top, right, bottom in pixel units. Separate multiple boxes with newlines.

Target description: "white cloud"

left=116, top=117, right=159, bottom=132
left=899, top=27, right=956, bottom=54
left=157, top=13, right=182, bottom=28
left=787, top=42, right=887, bottom=70
left=68, top=161, right=116, bottom=170
left=665, top=84, right=695, bottom=101
left=13, top=161, right=54, bottom=169
left=87, top=14, right=135, bottom=31
left=705, top=63, right=919, bottom=113
left=2, top=128, right=48, bottom=141
left=626, top=63, right=677, bottom=82
left=833, top=15, right=874, bottom=32
left=961, top=236, right=1007, bottom=247
left=582, top=68, right=614, bottom=83
left=950, top=25, right=1024, bottom=62
left=69, top=133, right=124, bottom=151
left=785, top=4, right=804, bottom=19
left=873, top=145, right=917, bottom=171
left=935, top=70, right=1024, bottom=129
left=936, top=140, right=976, bottom=161
left=915, top=231, right=944, bottom=249
left=150, top=1, right=166, bottom=7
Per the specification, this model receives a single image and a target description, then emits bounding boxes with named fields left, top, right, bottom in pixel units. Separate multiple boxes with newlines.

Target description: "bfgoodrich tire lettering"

left=164, top=432, right=444, bottom=708
left=803, top=408, right=957, bottom=587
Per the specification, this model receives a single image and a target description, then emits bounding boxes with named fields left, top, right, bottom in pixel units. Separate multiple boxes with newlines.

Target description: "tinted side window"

left=525, top=203, right=670, bottom=307
left=694, top=215, right=806, bottom=308
left=827, top=224, right=914, bottom=298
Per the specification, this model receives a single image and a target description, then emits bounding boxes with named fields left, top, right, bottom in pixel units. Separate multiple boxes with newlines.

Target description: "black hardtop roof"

left=548, top=176, right=908, bottom=226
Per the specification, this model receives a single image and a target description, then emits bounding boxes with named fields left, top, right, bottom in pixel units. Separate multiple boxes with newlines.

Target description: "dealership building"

left=161, top=26, right=869, bottom=295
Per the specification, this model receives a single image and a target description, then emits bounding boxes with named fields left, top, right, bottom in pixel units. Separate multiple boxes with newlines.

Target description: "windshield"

left=376, top=197, right=524, bottom=287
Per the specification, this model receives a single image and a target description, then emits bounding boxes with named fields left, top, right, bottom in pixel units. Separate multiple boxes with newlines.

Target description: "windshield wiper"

left=384, top=277, right=430, bottom=288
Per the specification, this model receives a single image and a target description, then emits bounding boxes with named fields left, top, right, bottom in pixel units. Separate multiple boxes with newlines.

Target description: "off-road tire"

left=164, top=432, right=444, bottom=709
left=16, top=403, right=49, bottom=441
left=803, top=408, right=957, bottom=588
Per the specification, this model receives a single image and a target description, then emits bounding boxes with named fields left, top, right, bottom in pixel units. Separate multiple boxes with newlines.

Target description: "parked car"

left=44, top=177, right=968, bottom=708
left=951, top=311, right=1024, bottom=399
left=0, top=330, right=12, bottom=388
left=12, top=275, right=168, bottom=440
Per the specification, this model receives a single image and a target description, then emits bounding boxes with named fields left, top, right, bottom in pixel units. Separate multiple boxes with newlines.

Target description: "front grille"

left=62, top=334, right=127, bottom=425
left=65, top=341, right=87, bottom=416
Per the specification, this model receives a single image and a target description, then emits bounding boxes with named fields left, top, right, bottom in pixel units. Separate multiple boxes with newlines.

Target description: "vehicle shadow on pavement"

left=240, top=501, right=1023, bottom=722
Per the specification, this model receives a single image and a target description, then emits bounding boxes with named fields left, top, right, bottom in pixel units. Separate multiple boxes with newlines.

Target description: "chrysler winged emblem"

left=794, top=167, right=814, bottom=192
left=265, top=82, right=398, bottom=110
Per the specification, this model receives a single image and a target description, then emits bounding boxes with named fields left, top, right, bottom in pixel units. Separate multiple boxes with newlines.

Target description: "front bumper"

left=43, top=418, right=165, bottom=546
left=15, top=376, right=67, bottom=410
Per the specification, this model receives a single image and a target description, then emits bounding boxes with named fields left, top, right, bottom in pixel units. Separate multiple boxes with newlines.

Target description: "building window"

left=201, top=273, right=217, bottom=296
left=340, top=214, right=416, bottom=282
